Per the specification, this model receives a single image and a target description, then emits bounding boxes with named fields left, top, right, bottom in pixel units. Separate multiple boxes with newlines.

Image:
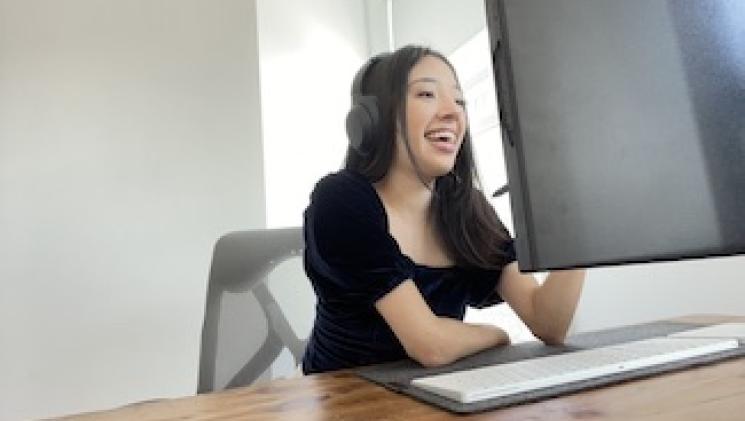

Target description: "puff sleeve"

left=304, top=171, right=416, bottom=306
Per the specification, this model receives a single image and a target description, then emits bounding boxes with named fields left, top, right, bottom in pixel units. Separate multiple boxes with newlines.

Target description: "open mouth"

left=425, top=129, right=456, bottom=143
left=424, top=129, right=458, bottom=154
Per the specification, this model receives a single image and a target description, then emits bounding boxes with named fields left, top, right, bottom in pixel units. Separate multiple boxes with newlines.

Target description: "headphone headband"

left=351, top=56, right=381, bottom=100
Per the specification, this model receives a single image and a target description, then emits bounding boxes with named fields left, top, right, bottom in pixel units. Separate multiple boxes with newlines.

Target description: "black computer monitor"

left=484, top=0, right=745, bottom=271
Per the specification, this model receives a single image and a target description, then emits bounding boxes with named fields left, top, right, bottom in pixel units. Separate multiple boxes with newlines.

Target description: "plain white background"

left=0, top=0, right=268, bottom=418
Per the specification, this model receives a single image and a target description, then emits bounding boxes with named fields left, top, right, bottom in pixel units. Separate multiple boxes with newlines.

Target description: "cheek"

left=458, top=111, right=467, bottom=128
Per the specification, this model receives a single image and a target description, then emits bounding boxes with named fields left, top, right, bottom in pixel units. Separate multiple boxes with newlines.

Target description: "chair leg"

left=253, top=284, right=306, bottom=365
left=226, top=330, right=283, bottom=388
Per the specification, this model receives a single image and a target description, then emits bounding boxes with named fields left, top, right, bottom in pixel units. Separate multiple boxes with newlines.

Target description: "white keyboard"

left=411, top=336, right=739, bottom=404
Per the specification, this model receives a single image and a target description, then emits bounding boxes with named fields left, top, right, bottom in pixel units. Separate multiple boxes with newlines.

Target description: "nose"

left=437, top=94, right=463, bottom=121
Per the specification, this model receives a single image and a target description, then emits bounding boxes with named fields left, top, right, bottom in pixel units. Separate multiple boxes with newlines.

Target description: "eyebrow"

left=408, top=77, right=462, bottom=92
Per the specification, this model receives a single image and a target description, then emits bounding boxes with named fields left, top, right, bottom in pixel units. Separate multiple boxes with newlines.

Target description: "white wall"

left=574, top=256, right=745, bottom=332
left=258, top=0, right=382, bottom=229
left=391, top=0, right=486, bottom=55
left=0, top=1, right=266, bottom=419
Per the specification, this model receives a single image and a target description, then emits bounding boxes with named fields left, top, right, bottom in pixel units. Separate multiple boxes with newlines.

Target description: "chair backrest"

left=198, top=227, right=308, bottom=393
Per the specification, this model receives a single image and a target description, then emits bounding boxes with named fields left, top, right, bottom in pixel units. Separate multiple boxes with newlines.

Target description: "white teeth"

left=426, top=130, right=455, bottom=142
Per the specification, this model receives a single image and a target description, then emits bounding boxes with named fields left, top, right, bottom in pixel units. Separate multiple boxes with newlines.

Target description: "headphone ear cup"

left=346, top=95, right=379, bottom=153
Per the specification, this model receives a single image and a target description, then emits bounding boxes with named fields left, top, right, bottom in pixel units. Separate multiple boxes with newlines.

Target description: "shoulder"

left=305, top=170, right=406, bottom=275
left=311, top=169, right=376, bottom=202
left=309, top=170, right=385, bottom=222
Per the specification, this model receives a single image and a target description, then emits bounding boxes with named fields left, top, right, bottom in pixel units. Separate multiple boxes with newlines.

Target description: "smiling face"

left=393, top=55, right=467, bottom=181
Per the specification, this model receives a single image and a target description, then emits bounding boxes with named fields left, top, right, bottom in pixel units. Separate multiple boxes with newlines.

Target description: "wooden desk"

left=65, top=315, right=745, bottom=420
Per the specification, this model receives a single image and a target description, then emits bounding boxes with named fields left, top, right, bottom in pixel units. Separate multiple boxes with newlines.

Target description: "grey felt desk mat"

left=355, top=321, right=745, bottom=414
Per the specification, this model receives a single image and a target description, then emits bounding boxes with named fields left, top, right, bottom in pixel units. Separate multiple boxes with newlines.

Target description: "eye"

left=416, top=90, right=435, bottom=98
left=455, top=98, right=466, bottom=108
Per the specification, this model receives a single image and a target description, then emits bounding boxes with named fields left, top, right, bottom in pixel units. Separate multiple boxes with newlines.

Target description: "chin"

left=417, top=156, right=458, bottom=179
left=426, top=164, right=456, bottom=179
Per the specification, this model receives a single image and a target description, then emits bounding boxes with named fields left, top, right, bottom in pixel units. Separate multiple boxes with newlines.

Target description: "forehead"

left=408, top=55, right=459, bottom=87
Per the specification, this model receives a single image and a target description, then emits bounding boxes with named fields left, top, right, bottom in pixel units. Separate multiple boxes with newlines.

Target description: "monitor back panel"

left=486, top=0, right=745, bottom=271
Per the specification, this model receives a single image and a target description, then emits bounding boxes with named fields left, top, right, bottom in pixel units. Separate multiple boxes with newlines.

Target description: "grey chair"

left=197, top=227, right=308, bottom=393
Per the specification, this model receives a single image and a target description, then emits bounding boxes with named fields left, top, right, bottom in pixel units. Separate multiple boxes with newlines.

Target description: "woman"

left=302, top=45, right=585, bottom=374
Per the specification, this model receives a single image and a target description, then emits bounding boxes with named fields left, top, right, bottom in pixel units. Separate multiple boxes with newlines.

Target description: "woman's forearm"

left=418, top=318, right=510, bottom=367
left=532, top=269, right=586, bottom=344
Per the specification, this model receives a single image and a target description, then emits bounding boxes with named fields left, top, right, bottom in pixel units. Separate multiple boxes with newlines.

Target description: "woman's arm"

left=497, top=262, right=585, bottom=345
left=375, top=280, right=510, bottom=367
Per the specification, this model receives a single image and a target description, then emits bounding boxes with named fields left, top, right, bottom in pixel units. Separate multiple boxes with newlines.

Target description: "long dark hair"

left=344, top=45, right=512, bottom=270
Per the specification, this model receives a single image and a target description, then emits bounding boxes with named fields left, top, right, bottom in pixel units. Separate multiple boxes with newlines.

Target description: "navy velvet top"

left=301, top=170, right=516, bottom=374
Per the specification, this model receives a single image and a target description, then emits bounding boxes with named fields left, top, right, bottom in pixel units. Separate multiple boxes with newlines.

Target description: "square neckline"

left=348, top=170, right=458, bottom=271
